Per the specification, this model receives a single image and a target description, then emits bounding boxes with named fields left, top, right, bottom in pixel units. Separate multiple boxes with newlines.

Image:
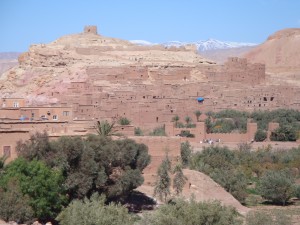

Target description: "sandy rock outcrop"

left=244, top=28, right=300, bottom=73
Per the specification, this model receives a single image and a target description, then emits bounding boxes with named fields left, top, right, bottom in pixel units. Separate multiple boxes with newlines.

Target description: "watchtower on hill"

left=84, top=25, right=98, bottom=35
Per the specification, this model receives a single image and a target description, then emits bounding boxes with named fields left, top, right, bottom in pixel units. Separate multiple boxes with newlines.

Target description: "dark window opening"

left=259, top=104, right=261, bottom=107
left=171, top=110, right=173, bottom=113
left=143, top=96, right=145, bottom=99
left=263, top=97, right=267, bottom=101
left=156, top=117, right=158, bottom=123
left=270, top=97, right=274, bottom=101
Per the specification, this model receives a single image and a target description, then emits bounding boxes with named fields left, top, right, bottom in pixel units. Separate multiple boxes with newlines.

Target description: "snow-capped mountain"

left=130, top=40, right=157, bottom=46
left=130, top=39, right=257, bottom=52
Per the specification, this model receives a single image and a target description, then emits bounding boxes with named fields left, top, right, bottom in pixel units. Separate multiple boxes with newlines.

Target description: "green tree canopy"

left=0, top=179, right=34, bottom=224
left=154, top=156, right=171, bottom=202
left=258, top=169, right=295, bottom=205
left=56, top=193, right=133, bottom=225
left=0, top=158, right=66, bottom=221
left=17, top=133, right=151, bottom=200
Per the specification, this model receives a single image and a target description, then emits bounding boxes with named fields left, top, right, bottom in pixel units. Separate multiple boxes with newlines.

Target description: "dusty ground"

left=137, top=169, right=250, bottom=216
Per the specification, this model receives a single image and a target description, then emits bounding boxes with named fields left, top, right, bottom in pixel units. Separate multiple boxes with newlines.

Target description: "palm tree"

left=194, top=110, right=202, bottom=122
left=185, top=116, right=192, bottom=126
left=171, top=115, right=180, bottom=128
left=95, top=120, right=118, bottom=137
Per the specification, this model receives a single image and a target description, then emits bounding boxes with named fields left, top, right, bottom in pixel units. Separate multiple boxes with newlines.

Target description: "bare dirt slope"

left=244, top=28, right=300, bottom=73
left=137, top=169, right=250, bottom=215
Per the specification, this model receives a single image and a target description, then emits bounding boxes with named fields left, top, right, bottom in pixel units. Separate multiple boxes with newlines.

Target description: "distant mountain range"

left=130, top=39, right=257, bottom=52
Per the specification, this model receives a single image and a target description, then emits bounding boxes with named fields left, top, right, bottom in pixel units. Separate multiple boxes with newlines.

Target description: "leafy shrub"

left=246, top=210, right=292, bottom=225
left=57, top=193, right=133, bottom=225
left=149, top=126, right=166, bottom=136
left=245, top=211, right=273, bottom=225
left=141, top=198, right=242, bottom=225
left=295, top=185, right=300, bottom=199
left=254, top=129, right=267, bottom=142
left=270, top=125, right=297, bottom=141
left=118, top=117, right=131, bottom=125
left=134, top=127, right=143, bottom=136
left=258, top=169, right=295, bottom=205
left=179, top=130, right=195, bottom=138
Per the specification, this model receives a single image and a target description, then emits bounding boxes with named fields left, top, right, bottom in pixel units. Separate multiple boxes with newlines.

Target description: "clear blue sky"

left=1, top=0, right=300, bottom=52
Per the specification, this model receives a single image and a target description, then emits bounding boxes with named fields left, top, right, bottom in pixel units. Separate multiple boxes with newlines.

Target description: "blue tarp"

left=197, top=97, right=204, bottom=102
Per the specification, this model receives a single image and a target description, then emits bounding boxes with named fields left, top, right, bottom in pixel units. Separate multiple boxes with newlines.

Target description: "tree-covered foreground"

left=0, top=132, right=151, bottom=223
left=1, top=130, right=300, bottom=224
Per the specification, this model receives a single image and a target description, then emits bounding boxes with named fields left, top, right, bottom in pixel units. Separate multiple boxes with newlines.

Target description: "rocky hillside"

left=0, top=52, right=20, bottom=76
left=244, top=28, right=300, bottom=73
left=0, top=28, right=213, bottom=104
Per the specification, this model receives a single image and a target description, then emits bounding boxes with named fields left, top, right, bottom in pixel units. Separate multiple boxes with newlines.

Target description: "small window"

left=3, top=146, right=11, bottom=157
left=63, top=111, right=70, bottom=116
left=53, top=115, right=58, bottom=120
left=13, top=102, right=19, bottom=108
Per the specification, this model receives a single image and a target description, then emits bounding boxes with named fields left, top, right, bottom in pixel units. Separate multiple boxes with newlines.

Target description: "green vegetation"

left=202, top=109, right=300, bottom=137
left=0, top=158, right=66, bottom=221
left=189, top=145, right=300, bottom=205
left=17, top=133, right=150, bottom=200
left=57, top=193, right=133, bottom=225
left=190, top=146, right=247, bottom=203
left=141, top=198, right=242, bottom=225
left=0, top=156, right=7, bottom=170
left=270, top=125, right=297, bottom=141
left=194, top=110, right=202, bottom=122
left=295, top=185, right=300, bottom=199
left=178, top=130, right=195, bottom=138
left=95, top=120, right=118, bottom=136
left=154, top=155, right=171, bottom=202
left=0, top=132, right=151, bottom=223
left=245, top=210, right=292, bottom=225
left=254, top=129, right=267, bottom=141
left=149, top=126, right=166, bottom=136
left=0, top=180, right=34, bottom=224
left=180, top=141, right=192, bottom=168
left=172, top=164, right=187, bottom=195
left=118, top=117, right=131, bottom=125
left=134, top=127, right=143, bottom=136
left=258, top=169, right=295, bottom=205
left=171, top=115, right=180, bottom=127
